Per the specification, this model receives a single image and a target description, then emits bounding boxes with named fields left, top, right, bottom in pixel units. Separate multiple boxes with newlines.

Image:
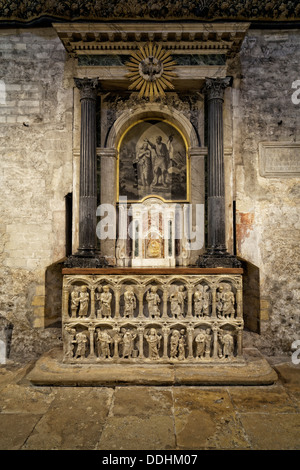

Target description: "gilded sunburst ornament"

left=125, top=43, right=177, bottom=100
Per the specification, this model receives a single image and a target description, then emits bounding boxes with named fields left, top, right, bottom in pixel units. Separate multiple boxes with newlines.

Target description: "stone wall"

left=0, top=27, right=74, bottom=361
left=229, top=28, right=300, bottom=354
left=0, top=25, right=299, bottom=362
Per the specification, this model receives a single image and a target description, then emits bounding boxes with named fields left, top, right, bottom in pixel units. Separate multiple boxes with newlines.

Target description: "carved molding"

left=204, top=76, right=232, bottom=101
left=74, top=77, right=99, bottom=101
left=1, top=2, right=298, bottom=24
left=62, top=273, right=244, bottom=364
left=53, top=22, right=250, bottom=59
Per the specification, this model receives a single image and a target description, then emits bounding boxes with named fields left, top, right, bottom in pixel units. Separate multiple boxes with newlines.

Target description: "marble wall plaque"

left=259, top=142, right=300, bottom=177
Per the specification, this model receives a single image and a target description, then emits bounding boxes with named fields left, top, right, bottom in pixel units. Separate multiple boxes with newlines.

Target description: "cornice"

left=0, top=1, right=299, bottom=25
left=53, top=22, right=250, bottom=59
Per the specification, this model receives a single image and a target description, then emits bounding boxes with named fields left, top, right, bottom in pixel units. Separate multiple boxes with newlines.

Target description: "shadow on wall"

left=44, top=260, right=64, bottom=328
left=239, top=257, right=260, bottom=334
left=44, top=193, right=72, bottom=328
left=0, top=316, right=13, bottom=364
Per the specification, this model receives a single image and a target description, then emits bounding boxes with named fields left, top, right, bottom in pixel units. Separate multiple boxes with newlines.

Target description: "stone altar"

left=27, top=266, right=277, bottom=385
left=62, top=268, right=244, bottom=364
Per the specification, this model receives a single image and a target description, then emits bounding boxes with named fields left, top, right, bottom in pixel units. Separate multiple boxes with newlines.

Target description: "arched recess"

left=105, top=103, right=200, bottom=150
left=99, top=103, right=205, bottom=265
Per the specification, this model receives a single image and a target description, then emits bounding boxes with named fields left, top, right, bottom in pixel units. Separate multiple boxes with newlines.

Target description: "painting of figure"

left=118, top=119, right=187, bottom=201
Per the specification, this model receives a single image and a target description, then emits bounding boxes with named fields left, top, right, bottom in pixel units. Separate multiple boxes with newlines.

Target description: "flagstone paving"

left=0, top=358, right=299, bottom=450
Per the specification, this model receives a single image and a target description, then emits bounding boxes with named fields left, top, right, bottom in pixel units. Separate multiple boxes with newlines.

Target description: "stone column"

left=65, top=77, right=107, bottom=268
left=90, top=287, right=96, bottom=319
left=88, top=325, right=96, bottom=358
left=198, top=77, right=241, bottom=268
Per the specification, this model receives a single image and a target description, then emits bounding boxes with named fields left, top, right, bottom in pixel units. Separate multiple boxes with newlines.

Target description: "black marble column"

left=197, top=77, right=241, bottom=268
left=64, top=77, right=107, bottom=268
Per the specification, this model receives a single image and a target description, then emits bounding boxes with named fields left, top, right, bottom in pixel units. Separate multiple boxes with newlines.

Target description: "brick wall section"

left=0, top=28, right=74, bottom=359
left=229, top=29, right=300, bottom=354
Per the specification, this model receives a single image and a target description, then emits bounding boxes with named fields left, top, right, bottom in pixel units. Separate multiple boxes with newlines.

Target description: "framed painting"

left=118, top=119, right=188, bottom=202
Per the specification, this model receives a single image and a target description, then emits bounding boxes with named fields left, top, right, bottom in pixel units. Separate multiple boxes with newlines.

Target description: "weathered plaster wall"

left=0, top=27, right=75, bottom=361
left=0, top=25, right=299, bottom=362
left=229, top=29, right=300, bottom=354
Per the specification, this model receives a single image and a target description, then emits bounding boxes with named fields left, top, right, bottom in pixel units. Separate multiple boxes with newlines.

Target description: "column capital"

left=74, top=77, right=100, bottom=101
left=204, top=77, right=232, bottom=101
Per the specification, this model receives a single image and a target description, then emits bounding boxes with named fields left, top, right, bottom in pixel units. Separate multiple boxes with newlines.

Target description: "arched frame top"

left=105, top=103, right=201, bottom=204
left=105, top=103, right=200, bottom=150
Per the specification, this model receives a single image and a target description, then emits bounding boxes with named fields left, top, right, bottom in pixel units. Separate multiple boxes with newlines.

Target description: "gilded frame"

left=117, top=118, right=190, bottom=203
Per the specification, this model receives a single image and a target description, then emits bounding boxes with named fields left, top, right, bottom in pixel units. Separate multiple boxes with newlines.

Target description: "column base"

left=196, top=250, right=242, bottom=268
left=64, top=251, right=108, bottom=268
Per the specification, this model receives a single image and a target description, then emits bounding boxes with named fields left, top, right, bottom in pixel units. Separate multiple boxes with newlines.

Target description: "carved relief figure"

left=195, top=328, right=212, bottom=359
left=194, top=285, right=210, bottom=318
left=216, top=285, right=224, bottom=318
left=121, top=328, right=137, bottom=358
left=170, top=329, right=180, bottom=358
left=222, top=284, right=235, bottom=319
left=64, top=325, right=76, bottom=358
left=97, top=285, right=112, bottom=318
left=202, top=286, right=210, bottom=317
left=146, top=237, right=162, bottom=258
left=146, top=286, right=161, bottom=318
left=204, top=328, right=212, bottom=358
left=144, top=328, right=161, bottom=359
left=75, top=332, right=88, bottom=359
left=217, top=330, right=224, bottom=358
left=217, top=284, right=235, bottom=319
left=195, top=329, right=206, bottom=358
left=123, top=287, right=136, bottom=318
left=78, top=286, right=89, bottom=317
left=169, top=289, right=181, bottom=319
left=178, top=286, right=186, bottom=316
left=70, top=286, right=80, bottom=317
left=178, top=329, right=186, bottom=360
left=219, top=331, right=234, bottom=359
left=170, top=285, right=186, bottom=318
left=63, top=273, right=243, bottom=364
left=96, top=329, right=111, bottom=358
left=194, top=287, right=204, bottom=318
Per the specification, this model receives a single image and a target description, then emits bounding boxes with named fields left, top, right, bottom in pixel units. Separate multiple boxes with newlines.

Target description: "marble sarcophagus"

left=62, top=268, right=244, bottom=364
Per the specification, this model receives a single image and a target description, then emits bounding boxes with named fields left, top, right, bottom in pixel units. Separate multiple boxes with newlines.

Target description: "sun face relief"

left=126, top=42, right=177, bottom=100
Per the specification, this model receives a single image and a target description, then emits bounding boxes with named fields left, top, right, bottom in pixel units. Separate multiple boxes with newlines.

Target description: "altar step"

left=27, top=347, right=277, bottom=386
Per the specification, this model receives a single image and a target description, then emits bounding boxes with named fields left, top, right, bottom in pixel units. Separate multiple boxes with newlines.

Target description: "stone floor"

left=0, top=356, right=299, bottom=451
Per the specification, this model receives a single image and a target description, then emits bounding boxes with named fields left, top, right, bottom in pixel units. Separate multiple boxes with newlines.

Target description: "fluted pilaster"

left=75, top=77, right=98, bottom=254
left=197, top=77, right=241, bottom=268
left=64, top=77, right=107, bottom=268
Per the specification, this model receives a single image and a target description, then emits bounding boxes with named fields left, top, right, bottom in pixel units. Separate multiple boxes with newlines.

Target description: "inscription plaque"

left=259, top=142, right=300, bottom=177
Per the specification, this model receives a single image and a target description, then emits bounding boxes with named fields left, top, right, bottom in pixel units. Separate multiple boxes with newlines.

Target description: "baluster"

left=162, top=287, right=168, bottom=319
left=187, top=325, right=194, bottom=360
left=138, top=288, right=144, bottom=318
left=211, top=286, right=217, bottom=318
left=237, top=325, right=243, bottom=356
left=88, top=324, right=96, bottom=358
left=137, top=325, right=144, bottom=358
left=236, top=288, right=242, bottom=319
left=212, top=323, right=219, bottom=359
left=115, top=287, right=120, bottom=319
left=187, top=287, right=193, bottom=319
left=90, top=287, right=96, bottom=319
left=162, top=325, right=170, bottom=360
left=62, top=285, right=70, bottom=321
